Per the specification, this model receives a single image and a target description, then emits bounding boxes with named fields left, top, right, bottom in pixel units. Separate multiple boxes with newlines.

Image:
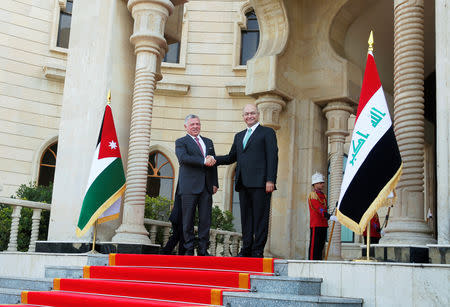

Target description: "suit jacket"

left=175, top=135, right=219, bottom=195
left=216, top=125, right=278, bottom=191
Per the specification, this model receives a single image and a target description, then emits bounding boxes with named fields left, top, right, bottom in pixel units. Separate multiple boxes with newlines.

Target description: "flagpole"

left=366, top=220, right=370, bottom=261
left=90, top=220, right=98, bottom=253
left=107, top=90, right=111, bottom=104
left=325, top=221, right=335, bottom=260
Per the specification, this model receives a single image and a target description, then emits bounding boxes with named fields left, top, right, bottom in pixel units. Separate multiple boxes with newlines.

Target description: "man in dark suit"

left=175, top=114, right=218, bottom=256
left=211, top=104, right=278, bottom=258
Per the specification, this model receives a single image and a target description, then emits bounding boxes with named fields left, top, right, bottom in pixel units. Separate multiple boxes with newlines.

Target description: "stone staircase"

left=223, top=275, right=362, bottom=306
left=0, top=276, right=52, bottom=304
left=0, top=257, right=363, bottom=306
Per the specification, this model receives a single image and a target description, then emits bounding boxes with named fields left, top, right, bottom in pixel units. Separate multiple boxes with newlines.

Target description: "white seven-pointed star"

left=108, top=140, right=117, bottom=150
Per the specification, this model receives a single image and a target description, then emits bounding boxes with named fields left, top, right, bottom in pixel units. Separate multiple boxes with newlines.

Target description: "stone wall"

left=0, top=0, right=66, bottom=197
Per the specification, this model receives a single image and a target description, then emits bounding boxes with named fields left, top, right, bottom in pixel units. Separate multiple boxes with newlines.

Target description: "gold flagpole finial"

left=107, top=90, right=111, bottom=104
left=368, top=30, right=374, bottom=53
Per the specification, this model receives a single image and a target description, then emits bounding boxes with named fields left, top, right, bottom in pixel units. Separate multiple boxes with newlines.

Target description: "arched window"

left=38, top=142, right=58, bottom=186
left=240, top=10, right=260, bottom=65
left=56, top=0, right=73, bottom=48
left=146, top=151, right=175, bottom=200
left=230, top=170, right=242, bottom=232
left=163, top=42, right=181, bottom=64
left=327, top=154, right=354, bottom=242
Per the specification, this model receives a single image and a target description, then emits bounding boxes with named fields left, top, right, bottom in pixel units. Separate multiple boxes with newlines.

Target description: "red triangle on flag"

left=98, top=105, right=122, bottom=159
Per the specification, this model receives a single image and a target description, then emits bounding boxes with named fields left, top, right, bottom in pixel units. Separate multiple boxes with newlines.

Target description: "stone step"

left=45, top=266, right=84, bottom=279
left=0, top=287, right=21, bottom=304
left=0, top=277, right=52, bottom=291
left=250, top=275, right=322, bottom=296
left=222, top=291, right=363, bottom=307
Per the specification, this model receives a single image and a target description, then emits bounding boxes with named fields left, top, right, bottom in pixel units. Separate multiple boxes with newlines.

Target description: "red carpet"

left=109, top=254, right=275, bottom=273
left=19, top=254, right=275, bottom=306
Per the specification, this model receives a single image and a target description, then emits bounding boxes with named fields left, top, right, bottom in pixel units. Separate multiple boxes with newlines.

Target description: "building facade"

left=0, top=0, right=448, bottom=259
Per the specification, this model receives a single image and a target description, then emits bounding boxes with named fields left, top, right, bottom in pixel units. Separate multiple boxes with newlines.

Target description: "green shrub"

left=211, top=206, right=234, bottom=232
left=144, top=196, right=172, bottom=245
left=0, top=182, right=52, bottom=251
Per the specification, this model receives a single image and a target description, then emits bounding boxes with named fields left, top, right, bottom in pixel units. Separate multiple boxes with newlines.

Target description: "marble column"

left=112, top=0, right=173, bottom=244
left=323, top=102, right=353, bottom=260
left=435, top=0, right=450, bottom=245
left=381, top=0, right=434, bottom=244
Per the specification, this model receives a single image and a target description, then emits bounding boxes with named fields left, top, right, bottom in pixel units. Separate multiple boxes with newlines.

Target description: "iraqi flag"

left=76, top=104, right=126, bottom=237
left=336, top=50, right=402, bottom=235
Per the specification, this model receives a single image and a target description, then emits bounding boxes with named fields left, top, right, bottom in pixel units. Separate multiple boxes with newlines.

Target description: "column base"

left=380, top=219, right=436, bottom=245
left=112, top=223, right=153, bottom=245
left=35, top=240, right=160, bottom=254
left=427, top=244, right=450, bottom=264
left=361, top=244, right=429, bottom=263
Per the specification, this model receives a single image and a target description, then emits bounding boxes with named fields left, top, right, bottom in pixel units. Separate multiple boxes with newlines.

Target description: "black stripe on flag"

left=339, top=127, right=401, bottom=223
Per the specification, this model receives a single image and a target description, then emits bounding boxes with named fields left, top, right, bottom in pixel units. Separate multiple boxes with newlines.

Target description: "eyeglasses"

left=243, top=112, right=257, bottom=116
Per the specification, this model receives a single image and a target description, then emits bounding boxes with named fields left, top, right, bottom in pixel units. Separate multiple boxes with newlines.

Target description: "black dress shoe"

left=235, top=250, right=251, bottom=257
left=197, top=250, right=210, bottom=256
left=184, top=250, right=194, bottom=256
left=252, top=251, right=264, bottom=258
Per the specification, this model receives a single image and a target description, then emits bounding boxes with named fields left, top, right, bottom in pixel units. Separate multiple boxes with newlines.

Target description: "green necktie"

left=243, top=128, right=252, bottom=148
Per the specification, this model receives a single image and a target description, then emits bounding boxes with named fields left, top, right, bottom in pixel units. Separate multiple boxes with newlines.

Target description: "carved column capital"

left=127, top=0, right=174, bottom=80
left=323, top=101, right=353, bottom=142
left=254, top=94, right=286, bottom=130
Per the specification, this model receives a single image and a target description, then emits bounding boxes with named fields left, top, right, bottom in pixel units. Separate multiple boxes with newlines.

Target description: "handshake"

left=205, top=155, right=216, bottom=167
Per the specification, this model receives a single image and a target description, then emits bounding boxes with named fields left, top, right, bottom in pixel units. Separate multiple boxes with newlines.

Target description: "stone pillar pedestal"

left=112, top=0, right=174, bottom=245
left=323, top=102, right=353, bottom=260
left=381, top=0, right=434, bottom=245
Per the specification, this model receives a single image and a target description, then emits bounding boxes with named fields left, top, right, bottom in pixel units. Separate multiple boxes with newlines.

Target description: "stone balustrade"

left=0, top=196, right=242, bottom=256
left=143, top=218, right=242, bottom=256
left=0, top=197, right=51, bottom=252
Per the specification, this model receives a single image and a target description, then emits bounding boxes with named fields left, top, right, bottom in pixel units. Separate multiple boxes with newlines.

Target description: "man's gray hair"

left=185, top=114, right=200, bottom=124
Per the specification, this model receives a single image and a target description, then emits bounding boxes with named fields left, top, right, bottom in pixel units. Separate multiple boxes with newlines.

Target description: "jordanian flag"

left=76, top=104, right=126, bottom=237
left=336, top=50, right=402, bottom=235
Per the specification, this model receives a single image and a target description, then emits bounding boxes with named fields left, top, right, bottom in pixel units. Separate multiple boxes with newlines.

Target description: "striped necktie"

left=194, top=137, right=204, bottom=156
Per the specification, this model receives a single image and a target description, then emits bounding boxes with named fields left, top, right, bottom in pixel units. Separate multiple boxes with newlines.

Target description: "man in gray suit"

left=175, top=114, right=218, bottom=256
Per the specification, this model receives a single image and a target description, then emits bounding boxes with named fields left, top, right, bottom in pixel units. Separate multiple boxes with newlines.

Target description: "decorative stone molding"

left=225, top=85, right=246, bottom=97
left=43, top=64, right=66, bottom=81
left=381, top=0, right=434, bottom=245
left=155, top=82, right=189, bottom=95
left=323, top=101, right=353, bottom=260
left=113, top=0, right=175, bottom=245
left=254, top=94, right=286, bottom=130
left=246, top=0, right=289, bottom=97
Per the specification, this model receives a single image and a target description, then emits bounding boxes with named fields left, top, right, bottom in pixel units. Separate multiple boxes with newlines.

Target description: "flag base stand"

left=352, top=256, right=378, bottom=262
left=352, top=221, right=378, bottom=262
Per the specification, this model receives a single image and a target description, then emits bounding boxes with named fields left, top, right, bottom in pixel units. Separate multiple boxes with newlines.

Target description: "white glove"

left=380, top=229, right=386, bottom=236
left=329, top=215, right=338, bottom=222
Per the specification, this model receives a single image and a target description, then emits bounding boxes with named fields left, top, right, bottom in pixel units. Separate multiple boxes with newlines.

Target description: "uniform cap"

left=311, top=172, right=325, bottom=185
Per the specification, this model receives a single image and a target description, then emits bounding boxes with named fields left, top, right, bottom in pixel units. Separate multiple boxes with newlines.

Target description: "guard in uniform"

left=363, top=213, right=381, bottom=244
left=308, top=172, right=330, bottom=260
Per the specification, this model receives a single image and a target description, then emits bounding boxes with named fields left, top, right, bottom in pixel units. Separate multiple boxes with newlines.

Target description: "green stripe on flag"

left=77, top=158, right=126, bottom=234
